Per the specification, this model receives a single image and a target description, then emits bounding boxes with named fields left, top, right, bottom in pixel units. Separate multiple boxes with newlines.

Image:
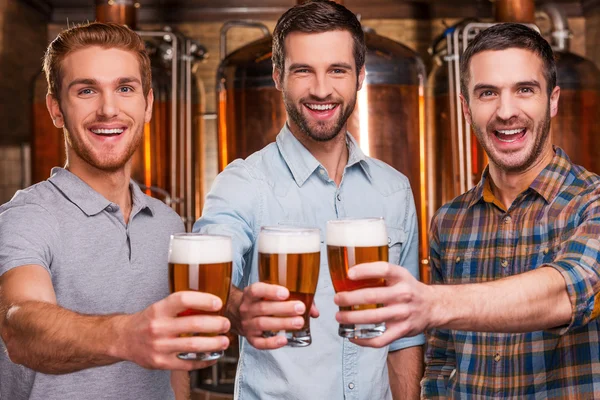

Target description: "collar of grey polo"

left=48, top=167, right=153, bottom=216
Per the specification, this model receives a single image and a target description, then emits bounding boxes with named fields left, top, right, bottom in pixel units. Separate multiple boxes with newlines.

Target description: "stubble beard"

left=471, top=104, right=551, bottom=174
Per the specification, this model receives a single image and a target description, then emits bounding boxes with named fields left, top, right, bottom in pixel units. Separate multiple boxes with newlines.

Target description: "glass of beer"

left=257, top=226, right=320, bottom=347
left=326, top=218, right=388, bottom=339
left=168, top=233, right=232, bottom=361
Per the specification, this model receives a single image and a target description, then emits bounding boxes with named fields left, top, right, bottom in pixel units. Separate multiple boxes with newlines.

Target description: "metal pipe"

left=538, top=4, right=571, bottom=51
left=219, top=21, right=271, bottom=61
left=445, top=31, right=460, bottom=196
left=452, top=28, right=466, bottom=194
left=176, top=31, right=186, bottom=220
left=185, top=39, right=193, bottom=231
left=135, top=30, right=178, bottom=211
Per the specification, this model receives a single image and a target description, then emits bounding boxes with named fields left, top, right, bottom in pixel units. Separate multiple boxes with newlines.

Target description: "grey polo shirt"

left=0, top=167, right=184, bottom=400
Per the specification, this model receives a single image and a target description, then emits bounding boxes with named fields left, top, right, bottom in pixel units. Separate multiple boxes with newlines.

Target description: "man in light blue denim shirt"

left=194, top=1, right=425, bottom=399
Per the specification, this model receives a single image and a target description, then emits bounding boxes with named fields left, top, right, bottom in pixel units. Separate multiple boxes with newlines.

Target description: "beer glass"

left=257, top=226, right=320, bottom=347
left=326, top=218, right=388, bottom=339
left=168, top=233, right=232, bottom=361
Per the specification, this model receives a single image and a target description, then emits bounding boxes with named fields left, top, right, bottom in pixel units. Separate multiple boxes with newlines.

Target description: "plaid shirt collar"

left=468, top=146, right=572, bottom=209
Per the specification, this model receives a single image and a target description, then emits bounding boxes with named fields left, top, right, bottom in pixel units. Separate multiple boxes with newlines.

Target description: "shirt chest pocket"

left=523, top=238, right=563, bottom=271
left=387, top=226, right=406, bottom=265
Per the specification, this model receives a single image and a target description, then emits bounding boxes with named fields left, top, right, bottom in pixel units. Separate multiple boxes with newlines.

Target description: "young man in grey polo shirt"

left=0, top=23, right=229, bottom=400
left=195, top=1, right=424, bottom=399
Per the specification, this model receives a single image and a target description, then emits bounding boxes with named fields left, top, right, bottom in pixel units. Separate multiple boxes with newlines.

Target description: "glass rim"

left=326, top=217, right=384, bottom=225
left=170, top=233, right=232, bottom=242
left=259, top=225, right=320, bottom=235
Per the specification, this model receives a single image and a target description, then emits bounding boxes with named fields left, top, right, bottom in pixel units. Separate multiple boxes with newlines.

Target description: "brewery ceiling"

left=19, top=0, right=597, bottom=23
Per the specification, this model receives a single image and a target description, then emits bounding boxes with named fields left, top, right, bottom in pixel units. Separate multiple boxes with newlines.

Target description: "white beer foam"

left=169, top=235, right=232, bottom=264
left=326, top=219, right=387, bottom=247
left=258, top=229, right=320, bottom=254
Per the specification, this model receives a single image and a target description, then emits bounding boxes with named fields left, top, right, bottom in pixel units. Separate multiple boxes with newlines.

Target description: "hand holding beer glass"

left=327, top=218, right=388, bottom=339
left=257, top=226, right=320, bottom=347
left=168, top=233, right=232, bottom=360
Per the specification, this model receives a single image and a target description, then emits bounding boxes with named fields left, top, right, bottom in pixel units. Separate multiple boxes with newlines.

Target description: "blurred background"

left=1, top=0, right=598, bottom=398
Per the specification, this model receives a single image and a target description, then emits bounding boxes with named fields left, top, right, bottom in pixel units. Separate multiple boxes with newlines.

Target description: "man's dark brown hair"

left=272, top=0, right=366, bottom=75
left=460, top=23, right=557, bottom=101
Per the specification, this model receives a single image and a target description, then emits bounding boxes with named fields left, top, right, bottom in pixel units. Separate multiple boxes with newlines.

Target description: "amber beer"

left=327, top=218, right=388, bottom=339
left=258, top=226, right=320, bottom=347
left=168, top=233, right=232, bottom=360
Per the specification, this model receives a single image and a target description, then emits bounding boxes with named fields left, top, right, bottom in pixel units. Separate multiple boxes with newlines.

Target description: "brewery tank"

left=539, top=4, right=600, bottom=172
left=217, top=24, right=429, bottom=280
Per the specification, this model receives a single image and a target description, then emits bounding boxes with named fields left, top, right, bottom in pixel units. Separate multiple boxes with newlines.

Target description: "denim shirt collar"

left=275, top=124, right=372, bottom=187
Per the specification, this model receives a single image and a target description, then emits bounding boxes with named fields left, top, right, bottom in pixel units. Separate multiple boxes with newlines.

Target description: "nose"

left=309, top=72, right=333, bottom=100
left=495, top=94, right=519, bottom=122
left=97, top=92, right=120, bottom=118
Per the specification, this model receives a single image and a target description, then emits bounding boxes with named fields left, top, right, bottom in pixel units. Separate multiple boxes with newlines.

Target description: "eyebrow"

left=67, top=78, right=97, bottom=91
left=472, top=80, right=542, bottom=93
left=287, top=63, right=354, bottom=70
left=515, top=80, right=542, bottom=89
left=117, top=76, right=142, bottom=86
left=67, top=76, right=142, bottom=90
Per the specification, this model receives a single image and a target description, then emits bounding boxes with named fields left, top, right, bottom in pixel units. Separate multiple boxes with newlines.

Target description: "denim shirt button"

left=348, top=383, right=355, bottom=390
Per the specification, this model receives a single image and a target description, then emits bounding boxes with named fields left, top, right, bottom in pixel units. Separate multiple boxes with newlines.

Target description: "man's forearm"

left=171, top=371, right=191, bottom=400
left=225, top=286, right=244, bottom=336
left=1, top=300, right=125, bottom=374
left=432, top=266, right=571, bottom=332
left=387, top=346, right=423, bottom=400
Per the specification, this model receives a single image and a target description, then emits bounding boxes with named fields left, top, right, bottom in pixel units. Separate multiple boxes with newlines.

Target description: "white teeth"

left=91, top=128, right=124, bottom=134
left=497, top=128, right=524, bottom=135
left=306, top=103, right=336, bottom=111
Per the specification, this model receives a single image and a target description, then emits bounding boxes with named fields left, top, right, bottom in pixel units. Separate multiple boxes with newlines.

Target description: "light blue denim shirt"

left=194, top=125, right=425, bottom=400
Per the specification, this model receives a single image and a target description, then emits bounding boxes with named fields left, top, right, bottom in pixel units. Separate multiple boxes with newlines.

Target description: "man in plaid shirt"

left=334, top=23, right=600, bottom=398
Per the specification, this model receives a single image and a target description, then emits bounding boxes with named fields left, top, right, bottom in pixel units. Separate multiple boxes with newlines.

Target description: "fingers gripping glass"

left=168, top=233, right=232, bottom=361
left=327, top=218, right=388, bottom=339
left=257, top=226, right=321, bottom=347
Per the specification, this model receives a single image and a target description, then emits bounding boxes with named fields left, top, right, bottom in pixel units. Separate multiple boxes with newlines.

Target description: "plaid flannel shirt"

left=422, top=147, right=600, bottom=399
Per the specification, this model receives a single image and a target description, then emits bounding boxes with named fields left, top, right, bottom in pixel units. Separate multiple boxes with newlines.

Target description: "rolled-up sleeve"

left=193, top=160, right=263, bottom=287
left=544, top=197, right=600, bottom=334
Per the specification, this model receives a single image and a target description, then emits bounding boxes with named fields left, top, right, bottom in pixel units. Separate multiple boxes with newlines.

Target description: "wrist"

left=427, top=284, right=452, bottom=330
left=105, top=314, right=130, bottom=361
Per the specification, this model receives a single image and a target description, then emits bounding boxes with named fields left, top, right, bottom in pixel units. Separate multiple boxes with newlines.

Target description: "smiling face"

left=46, top=46, right=153, bottom=173
left=273, top=30, right=365, bottom=142
left=461, top=48, right=559, bottom=174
